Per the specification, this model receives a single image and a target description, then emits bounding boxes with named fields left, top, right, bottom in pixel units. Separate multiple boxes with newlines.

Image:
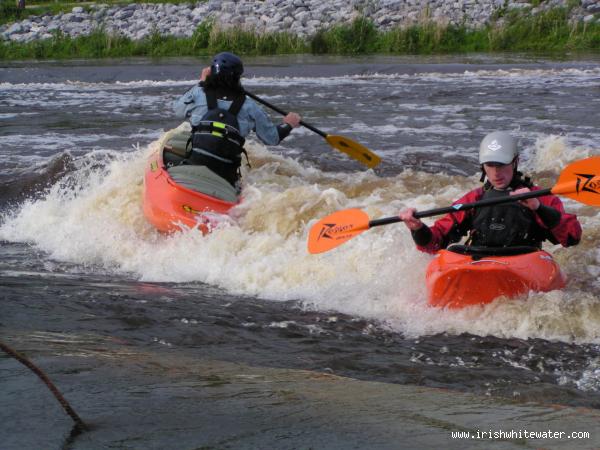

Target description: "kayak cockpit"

left=142, top=126, right=240, bottom=234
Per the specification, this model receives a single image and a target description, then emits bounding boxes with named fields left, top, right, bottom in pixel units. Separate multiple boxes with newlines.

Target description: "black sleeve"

left=411, top=225, right=433, bottom=246
left=536, top=204, right=561, bottom=228
left=276, top=123, right=292, bottom=141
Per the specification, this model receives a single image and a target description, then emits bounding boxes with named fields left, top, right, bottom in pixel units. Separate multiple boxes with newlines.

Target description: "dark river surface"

left=1, top=54, right=600, bottom=449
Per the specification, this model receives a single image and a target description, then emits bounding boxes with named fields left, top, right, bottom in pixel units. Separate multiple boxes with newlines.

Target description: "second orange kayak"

left=426, top=245, right=566, bottom=309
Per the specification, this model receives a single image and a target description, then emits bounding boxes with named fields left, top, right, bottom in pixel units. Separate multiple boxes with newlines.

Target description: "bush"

left=1, top=9, right=599, bottom=60
left=0, top=0, right=20, bottom=24
left=191, top=20, right=212, bottom=51
left=309, top=17, right=378, bottom=54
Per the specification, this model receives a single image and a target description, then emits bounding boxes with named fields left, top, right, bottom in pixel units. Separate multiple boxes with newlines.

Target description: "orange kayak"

left=142, top=126, right=240, bottom=234
left=426, top=245, right=566, bottom=309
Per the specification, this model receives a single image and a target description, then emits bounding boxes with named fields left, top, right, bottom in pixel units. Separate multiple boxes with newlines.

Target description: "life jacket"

left=188, top=88, right=247, bottom=186
left=468, top=188, right=541, bottom=248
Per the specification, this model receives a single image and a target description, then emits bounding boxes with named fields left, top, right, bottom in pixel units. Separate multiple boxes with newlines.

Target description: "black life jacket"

left=468, top=188, right=541, bottom=248
left=188, top=88, right=247, bottom=186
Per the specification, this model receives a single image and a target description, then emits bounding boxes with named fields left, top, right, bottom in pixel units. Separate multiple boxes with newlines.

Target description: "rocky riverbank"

left=1, top=0, right=600, bottom=44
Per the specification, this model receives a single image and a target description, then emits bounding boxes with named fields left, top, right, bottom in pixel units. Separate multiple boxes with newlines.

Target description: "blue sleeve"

left=172, top=86, right=206, bottom=125
left=173, top=87, right=194, bottom=118
left=247, top=99, right=280, bottom=146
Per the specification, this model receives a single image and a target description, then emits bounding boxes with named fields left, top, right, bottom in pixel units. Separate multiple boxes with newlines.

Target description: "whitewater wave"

left=1, top=128, right=599, bottom=344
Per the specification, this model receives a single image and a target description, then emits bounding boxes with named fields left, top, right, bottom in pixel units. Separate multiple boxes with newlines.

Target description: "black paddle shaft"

left=243, top=90, right=327, bottom=138
left=369, top=188, right=553, bottom=228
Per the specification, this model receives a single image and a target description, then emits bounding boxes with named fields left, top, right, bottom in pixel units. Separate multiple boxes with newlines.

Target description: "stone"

left=6, top=23, right=23, bottom=34
left=0, top=0, right=590, bottom=44
left=587, top=4, right=600, bottom=13
left=507, top=3, right=530, bottom=10
left=69, top=15, right=86, bottom=23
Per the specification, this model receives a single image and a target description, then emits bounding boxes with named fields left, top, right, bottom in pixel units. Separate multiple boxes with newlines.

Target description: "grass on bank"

left=0, top=24, right=309, bottom=59
left=1, top=8, right=599, bottom=60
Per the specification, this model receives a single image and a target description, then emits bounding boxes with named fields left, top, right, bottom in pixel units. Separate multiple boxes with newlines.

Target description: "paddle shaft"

left=369, top=188, right=553, bottom=228
left=197, top=82, right=325, bottom=136
left=243, top=90, right=327, bottom=138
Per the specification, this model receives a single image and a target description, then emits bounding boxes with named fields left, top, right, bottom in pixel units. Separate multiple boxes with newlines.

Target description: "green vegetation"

left=311, top=12, right=600, bottom=54
left=1, top=0, right=23, bottom=25
left=487, top=8, right=600, bottom=52
left=311, top=16, right=379, bottom=54
left=0, top=24, right=308, bottom=59
left=1, top=8, right=599, bottom=60
left=311, top=17, right=491, bottom=54
left=1, top=0, right=80, bottom=26
left=205, top=25, right=307, bottom=55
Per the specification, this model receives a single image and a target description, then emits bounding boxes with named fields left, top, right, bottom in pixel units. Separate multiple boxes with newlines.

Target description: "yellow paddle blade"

left=325, top=135, right=381, bottom=169
left=307, top=208, right=371, bottom=254
left=552, top=156, right=600, bottom=206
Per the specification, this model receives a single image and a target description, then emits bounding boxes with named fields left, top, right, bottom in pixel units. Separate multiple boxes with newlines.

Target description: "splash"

left=1, top=128, right=599, bottom=343
left=528, top=135, right=593, bottom=173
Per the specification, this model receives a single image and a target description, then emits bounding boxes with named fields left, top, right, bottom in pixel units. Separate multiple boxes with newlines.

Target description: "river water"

left=1, top=54, right=600, bottom=449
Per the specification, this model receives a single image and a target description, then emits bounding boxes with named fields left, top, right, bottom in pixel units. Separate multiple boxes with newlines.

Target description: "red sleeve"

left=534, top=187, right=582, bottom=247
left=416, top=187, right=484, bottom=254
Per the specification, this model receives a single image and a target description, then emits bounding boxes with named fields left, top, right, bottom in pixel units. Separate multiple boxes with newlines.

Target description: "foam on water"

left=1, top=128, right=599, bottom=343
left=1, top=66, right=598, bottom=91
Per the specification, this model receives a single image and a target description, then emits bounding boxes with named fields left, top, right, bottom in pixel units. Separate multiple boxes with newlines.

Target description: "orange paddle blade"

left=552, top=156, right=600, bottom=206
left=325, top=135, right=381, bottom=169
left=307, top=208, right=371, bottom=254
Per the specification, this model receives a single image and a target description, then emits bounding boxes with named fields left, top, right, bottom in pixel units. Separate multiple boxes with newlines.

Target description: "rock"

left=69, top=15, right=86, bottom=23
left=116, top=9, right=134, bottom=20
left=221, top=2, right=236, bottom=13
left=7, top=23, right=23, bottom=34
left=587, top=4, right=600, bottom=13
left=295, top=11, right=309, bottom=24
left=507, top=3, right=531, bottom=10
left=0, top=0, right=590, bottom=45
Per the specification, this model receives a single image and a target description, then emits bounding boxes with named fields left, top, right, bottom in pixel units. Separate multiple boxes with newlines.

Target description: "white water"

left=2, top=123, right=599, bottom=344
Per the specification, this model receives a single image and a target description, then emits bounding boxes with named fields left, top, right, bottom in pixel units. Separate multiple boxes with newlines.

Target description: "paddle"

left=243, top=89, right=381, bottom=169
left=308, top=156, right=600, bottom=254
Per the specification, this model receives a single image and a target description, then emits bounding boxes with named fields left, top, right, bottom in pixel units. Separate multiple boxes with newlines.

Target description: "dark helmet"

left=211, top=52, right=243, bottom=78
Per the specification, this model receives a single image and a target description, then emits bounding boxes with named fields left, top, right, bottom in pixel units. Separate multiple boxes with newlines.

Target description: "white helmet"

left=479, top=131, right=518, bottom=165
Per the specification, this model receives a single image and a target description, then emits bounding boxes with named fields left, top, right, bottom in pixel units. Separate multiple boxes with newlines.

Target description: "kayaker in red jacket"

left=399, top=131, right=582, bottom=254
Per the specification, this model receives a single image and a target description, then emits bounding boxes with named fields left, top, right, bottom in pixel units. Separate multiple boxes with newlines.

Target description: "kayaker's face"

left=484, top=162, right=514, bottom=190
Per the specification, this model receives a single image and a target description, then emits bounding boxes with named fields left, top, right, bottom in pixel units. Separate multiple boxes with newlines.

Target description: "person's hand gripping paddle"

left=244, top=90, right=381, bottom=169
left=308, top=156, right=600, bottom=254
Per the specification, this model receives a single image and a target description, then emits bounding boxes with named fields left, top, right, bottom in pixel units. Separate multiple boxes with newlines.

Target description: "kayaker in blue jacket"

left=399, top=131, right=582, bottom=253
left=173, top=52, right=301, bottom=187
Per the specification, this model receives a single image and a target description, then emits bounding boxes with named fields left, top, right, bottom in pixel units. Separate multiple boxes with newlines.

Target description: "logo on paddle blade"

left=575, top=173, right=600, bottom=194
left=318, top=223, right=353, bottom=240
